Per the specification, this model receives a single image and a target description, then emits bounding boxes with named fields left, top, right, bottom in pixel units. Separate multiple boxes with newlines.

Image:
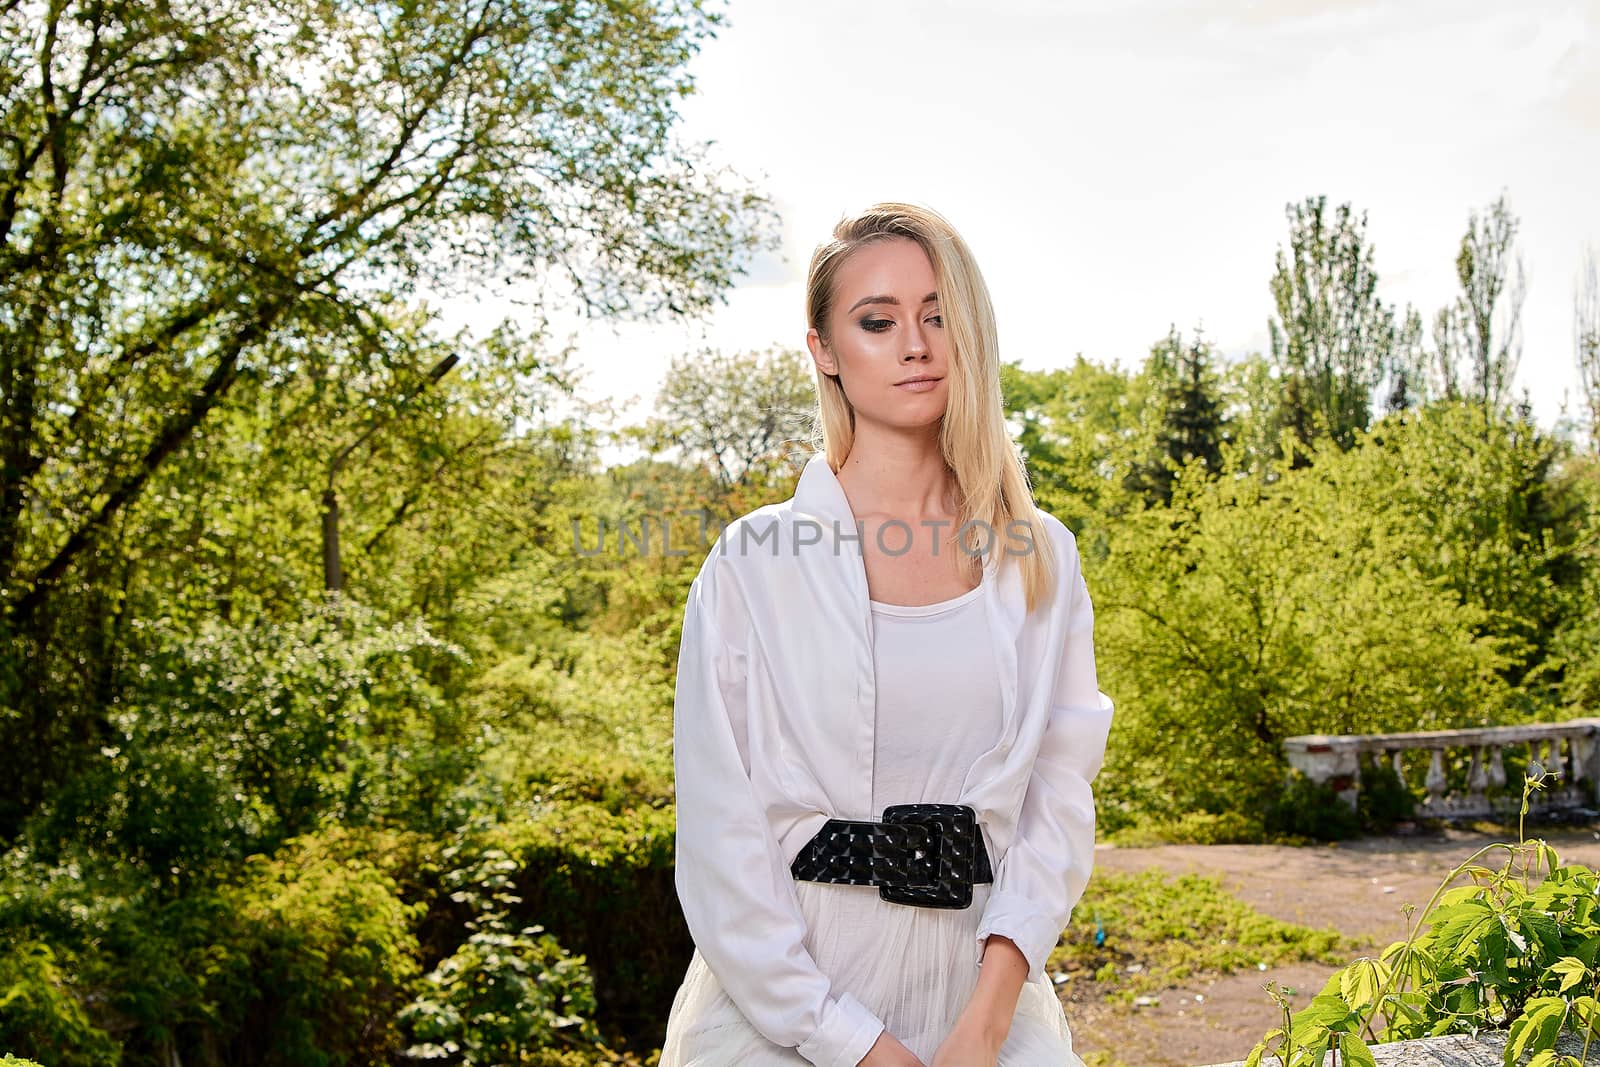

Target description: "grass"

left=1051, top=868, right=1353, bottom=1003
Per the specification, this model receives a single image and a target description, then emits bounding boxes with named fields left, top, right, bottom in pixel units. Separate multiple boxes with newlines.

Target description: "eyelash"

left=860, top=315, right=943, bottom=333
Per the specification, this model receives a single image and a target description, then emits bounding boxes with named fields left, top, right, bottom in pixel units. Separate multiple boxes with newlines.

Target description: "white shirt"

left=868, top=583, right=1003, bottom=813
left=672, top=453, right=1115, bottom=1067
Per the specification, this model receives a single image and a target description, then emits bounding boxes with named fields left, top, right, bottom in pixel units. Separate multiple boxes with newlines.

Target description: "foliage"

left=1355, top=760, right=1418, bottom=834
left=1093, top=428, right=1517, bottom=830
left=641, top=346, right=817, bottom=492
left=0, top=0, right=776, bottom=835
left=195, top=834, right=426, bottom=1067
left=400, top=845, right=607, bottom=1065
left=28, top=596, right=473, bottom=883
left=1104, top=811, right=1268, bottom=847
left=0, top=47, right=1594, bottom=1059
left=481, top=804, right=682, bottom=1051
left=1548, top=453, right=1600, bottom=713
left=0, top=941, right=119, bottom=1067
left=1003, top=355, right=1162, bottom=540
left=1353, top=402, right=1588, bottom=688
left=1431, top=191, right=1527, bottom=411
left=1263, top=773, right=1366, bottom=842
left=468, top=629, right=676, bottom=815
left=1246, top=775, right=1600, bottom=1067
left=1122, top=325, right=1231, bottom=507
left=1053, top=869, right=1349, bottom=1001
left=1267, top=195, right=1410, bottom=454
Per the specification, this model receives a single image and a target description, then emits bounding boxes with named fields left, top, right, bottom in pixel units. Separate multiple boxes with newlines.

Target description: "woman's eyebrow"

left=846, top=292, right=939, bottom=314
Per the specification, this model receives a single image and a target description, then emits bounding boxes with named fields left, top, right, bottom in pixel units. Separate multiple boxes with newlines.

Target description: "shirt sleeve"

left=972, top=531, right=1116, bottom=983
left=672, top=567, right=887, bottom=1067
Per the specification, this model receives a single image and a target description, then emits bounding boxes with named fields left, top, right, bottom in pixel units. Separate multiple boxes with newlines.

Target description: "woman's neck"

left=834, top=436, right=956, bottom=524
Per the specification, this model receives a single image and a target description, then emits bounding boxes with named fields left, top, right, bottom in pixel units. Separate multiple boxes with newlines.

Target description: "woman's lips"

left=895, top=378, right=942, bottom=392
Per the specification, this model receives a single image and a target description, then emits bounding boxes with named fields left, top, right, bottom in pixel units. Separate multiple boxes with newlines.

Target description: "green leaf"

left=1339, top=958, right=1390, bottom=1012
left=1294, top=992, right=1356, bottom=1030
left=1507, top=997, right=1567, bottom=1064
left=1339, top=1032, right=1378, bottom=1067
left=1545, top=956, right=1588, bottom=995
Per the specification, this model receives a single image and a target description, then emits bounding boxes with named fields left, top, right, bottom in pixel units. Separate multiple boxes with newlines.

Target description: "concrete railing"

left=1283, top=719, right=1600, bottom=819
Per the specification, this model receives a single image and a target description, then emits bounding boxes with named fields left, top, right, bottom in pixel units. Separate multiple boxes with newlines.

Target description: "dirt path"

left=1063, top=824, right=1600, bottom=1067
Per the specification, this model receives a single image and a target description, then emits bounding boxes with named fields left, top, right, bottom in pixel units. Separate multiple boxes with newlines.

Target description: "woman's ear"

left=806, top=327, right=837, bottom=377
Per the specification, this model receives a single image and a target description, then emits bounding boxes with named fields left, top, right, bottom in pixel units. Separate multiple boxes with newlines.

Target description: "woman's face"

left=807, top=236, right=949, bottom=430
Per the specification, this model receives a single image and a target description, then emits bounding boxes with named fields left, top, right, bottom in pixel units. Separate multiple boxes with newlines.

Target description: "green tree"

left=1357, top=402, right=1589, bottom=691
left=0, top=0, right=775, bottom=834
left=1003, top=356, right=1150, bottom=540
left=642, top=346, right=816, bottom=493
left=1095, top=423, right=1527, bottom=829
left=1575, top=244, right=1600, bottom=448
left=1431, top=191, right=1526, bottom=412
left=1267, top=196, right=1401, bottom=456
left=1124, top=326, right=1229, bottom=507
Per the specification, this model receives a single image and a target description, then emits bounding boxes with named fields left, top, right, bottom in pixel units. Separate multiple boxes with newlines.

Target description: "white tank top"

left=868, top=582, right=1004, bottom=812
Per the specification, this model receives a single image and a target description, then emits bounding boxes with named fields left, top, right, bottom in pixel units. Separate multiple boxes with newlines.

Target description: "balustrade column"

left=1425, top=749, right=1448, bottom=807
left=1467, top=746, right=1489, bottom=809
left=1549, top=738, right=1568, bottom=781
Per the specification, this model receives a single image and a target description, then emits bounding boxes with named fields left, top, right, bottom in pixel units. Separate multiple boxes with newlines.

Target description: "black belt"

left=789, top=803, right=993, bottom=910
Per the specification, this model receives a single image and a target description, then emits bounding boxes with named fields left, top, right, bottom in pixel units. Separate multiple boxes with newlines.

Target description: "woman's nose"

left=903, top=321, right=929, bottom=359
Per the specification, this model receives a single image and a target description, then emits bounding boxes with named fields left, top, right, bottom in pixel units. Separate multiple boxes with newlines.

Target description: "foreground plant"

left=1246, top=772, right=1600, bottom=1067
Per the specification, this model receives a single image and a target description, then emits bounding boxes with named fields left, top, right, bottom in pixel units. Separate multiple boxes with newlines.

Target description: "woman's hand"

left=928, top=1013, right=1004, bottom=1067
left=858, top=1028, right=928, bottom=1067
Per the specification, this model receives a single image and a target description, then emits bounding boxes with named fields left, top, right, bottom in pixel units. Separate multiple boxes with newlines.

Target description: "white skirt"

left=659, top=878, right=1084, bottom=1066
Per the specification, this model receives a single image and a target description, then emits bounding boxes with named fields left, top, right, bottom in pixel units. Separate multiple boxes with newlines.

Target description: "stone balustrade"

left=1283, top=719, right=1600, bottom=819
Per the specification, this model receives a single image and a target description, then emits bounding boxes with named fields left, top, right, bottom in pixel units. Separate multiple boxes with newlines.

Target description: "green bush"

left=400, top=846, right=607, bottom=1065
left=194, top=833, right=425, bottom=1066
left=30, top=597, right=476, bottom=888
left=1093, top=405, right=1569, bottom=834
left=0, top=941, right=119, bottom=1067
left=446, top=804, right=682, bottom=1053
left=1355, top=759, right=1416, bottom=833
left=1263, top=772, right=1364, bottom=842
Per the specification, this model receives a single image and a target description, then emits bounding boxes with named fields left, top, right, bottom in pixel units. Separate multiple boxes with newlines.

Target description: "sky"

left=435, top=0, right=1600, bottom=455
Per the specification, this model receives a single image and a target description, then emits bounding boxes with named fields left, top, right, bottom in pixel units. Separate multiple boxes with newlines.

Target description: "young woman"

left=659, top=202, right=1114, bottom=1067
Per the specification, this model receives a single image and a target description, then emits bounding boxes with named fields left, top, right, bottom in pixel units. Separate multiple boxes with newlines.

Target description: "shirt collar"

left=791, top=451, right=853, bottom=526
left=793, top=451, right=1002, bottom=580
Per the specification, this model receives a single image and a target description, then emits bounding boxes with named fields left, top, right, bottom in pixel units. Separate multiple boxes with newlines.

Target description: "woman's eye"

left=926, top=314, right=944, bottom=328
left=859, top=318, right=893, bottom=333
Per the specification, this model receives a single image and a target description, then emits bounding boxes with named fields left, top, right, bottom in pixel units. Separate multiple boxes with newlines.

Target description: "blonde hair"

left=804, top=201, right=1058, bottom=614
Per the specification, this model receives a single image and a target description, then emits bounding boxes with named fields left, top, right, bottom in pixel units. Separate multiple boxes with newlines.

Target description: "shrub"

left=415, top=804, right=682, bottom=1053
left=0, top=941, right=119, bottom=1067
left=399, top=846, right=607, bottom=1065
left=32, top=597, right=476, bottom=887
left=1355, top=759, right=1416, bottom=833
left=195, top=833, right=425, bottom=1066
left=1263, top=771, right=1364, bottom=842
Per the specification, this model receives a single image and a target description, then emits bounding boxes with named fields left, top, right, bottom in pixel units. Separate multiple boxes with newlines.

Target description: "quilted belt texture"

left=788, top=802, right=994, bottom=910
